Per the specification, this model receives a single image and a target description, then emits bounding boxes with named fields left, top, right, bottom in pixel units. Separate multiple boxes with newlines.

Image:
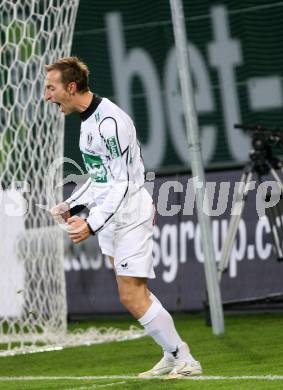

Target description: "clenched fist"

left=67, top=216, right=92, bottom=243
left=50, top=202, right=71, bottom=224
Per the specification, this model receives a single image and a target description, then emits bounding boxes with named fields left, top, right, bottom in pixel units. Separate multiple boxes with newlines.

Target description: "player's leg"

left=115, top=274, right=202, bottom=378
left=114, top=189, right=202, bottom=377
left=115, top=275, right=151, bottom=318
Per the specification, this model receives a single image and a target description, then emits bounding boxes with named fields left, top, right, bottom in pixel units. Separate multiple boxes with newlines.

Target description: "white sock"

left=138, top=299, right=185, bottom=358
left=148, top=293, right=174, bottom=360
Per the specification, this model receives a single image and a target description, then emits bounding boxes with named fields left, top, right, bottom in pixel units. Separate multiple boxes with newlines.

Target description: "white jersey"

left=66, top=95, right=145, bottom=233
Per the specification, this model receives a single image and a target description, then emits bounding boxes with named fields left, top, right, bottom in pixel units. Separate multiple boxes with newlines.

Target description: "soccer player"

left=45, top=57, right=202, bottom=378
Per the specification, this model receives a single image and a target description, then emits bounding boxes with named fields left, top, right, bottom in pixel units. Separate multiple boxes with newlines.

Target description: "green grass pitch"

left=0, top=312, right=282, bottom=389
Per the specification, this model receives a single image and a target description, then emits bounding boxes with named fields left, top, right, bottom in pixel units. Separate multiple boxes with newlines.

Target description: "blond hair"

left=45, top=56, right=90, bottom=93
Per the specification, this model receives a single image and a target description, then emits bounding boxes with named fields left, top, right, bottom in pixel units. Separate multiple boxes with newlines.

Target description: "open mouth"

left=54, top=102, right=64, bottom=113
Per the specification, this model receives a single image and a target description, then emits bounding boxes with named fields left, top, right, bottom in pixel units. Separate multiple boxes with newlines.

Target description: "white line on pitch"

left=67, top=381, right=127, bottom=390
left=0, top=375, right=283, bottom=381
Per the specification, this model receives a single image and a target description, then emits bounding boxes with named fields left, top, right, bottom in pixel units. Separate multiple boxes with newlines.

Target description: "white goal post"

left=0, top=0, right=144, bottom=356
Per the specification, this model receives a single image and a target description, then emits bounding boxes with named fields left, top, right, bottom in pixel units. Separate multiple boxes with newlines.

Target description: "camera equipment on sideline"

left=218, top=123, right=283, bottom=284
left=234, top=123, right=283, bottom=175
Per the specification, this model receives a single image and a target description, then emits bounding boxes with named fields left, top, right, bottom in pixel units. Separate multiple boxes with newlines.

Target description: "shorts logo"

left=121, top=262, right=128, bottom=269
left=107, top=136, right=121, bottom=159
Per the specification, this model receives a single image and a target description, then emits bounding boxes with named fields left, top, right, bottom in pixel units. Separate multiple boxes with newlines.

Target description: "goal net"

left=0, top=0, right=144, bottom=356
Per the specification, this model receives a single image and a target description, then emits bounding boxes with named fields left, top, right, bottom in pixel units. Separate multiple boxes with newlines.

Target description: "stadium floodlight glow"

left=169, top=0, right=224, bottom=334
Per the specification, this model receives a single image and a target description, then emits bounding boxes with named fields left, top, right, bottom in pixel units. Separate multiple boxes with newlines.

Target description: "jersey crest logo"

left=106, top=136, right=121, bottom=159
left=95, top=112, right=100, bottom=123
left=87, top=133, right=93, bottom=146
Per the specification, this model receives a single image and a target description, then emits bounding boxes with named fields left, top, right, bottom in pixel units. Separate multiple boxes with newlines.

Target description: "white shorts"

left=98, top=187, right=156, bottom=279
